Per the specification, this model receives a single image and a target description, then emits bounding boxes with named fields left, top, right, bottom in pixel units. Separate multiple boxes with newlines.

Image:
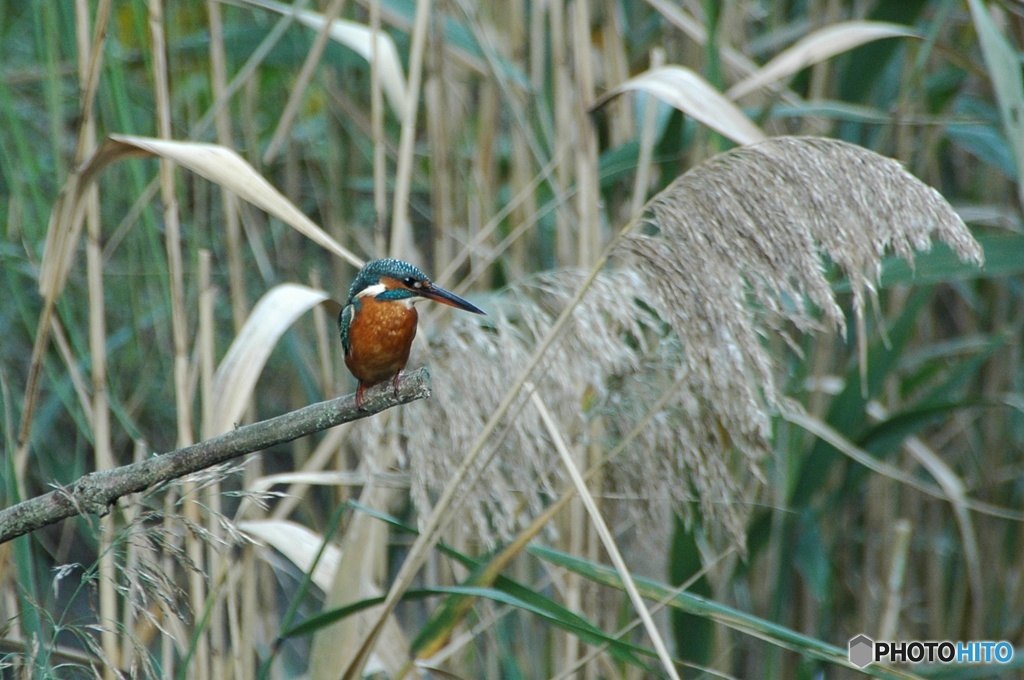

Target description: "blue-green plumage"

left=338, top=303, right=355, bottom=354
left=345, top=259, right=428, bottom=301
left=339, top=259, right=428, bottom=354
left=339, top=258, right=485, bottom=407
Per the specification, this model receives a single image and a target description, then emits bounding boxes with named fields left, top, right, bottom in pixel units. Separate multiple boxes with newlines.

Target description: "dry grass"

left=351, top=136, right=982, bottom=565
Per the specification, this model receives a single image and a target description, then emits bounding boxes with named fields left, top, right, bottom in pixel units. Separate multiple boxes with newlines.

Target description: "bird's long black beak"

left=419, top=284, right=486, bottom=315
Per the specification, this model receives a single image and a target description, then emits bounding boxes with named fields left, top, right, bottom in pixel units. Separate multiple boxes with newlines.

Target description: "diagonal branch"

left=0, top=368, right=431, bottom=545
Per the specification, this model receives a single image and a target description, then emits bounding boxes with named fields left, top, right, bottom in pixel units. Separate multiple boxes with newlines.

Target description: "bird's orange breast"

left=343, top=296, right=418, bottom=387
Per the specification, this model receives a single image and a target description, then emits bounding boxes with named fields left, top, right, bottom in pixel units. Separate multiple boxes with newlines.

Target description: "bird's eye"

left=403, top=277, right=422, bottom=288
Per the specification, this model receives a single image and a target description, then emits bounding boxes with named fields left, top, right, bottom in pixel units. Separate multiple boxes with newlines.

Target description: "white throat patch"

left=355, top=282, right=417, bottom=309
left=355, top=283, right=387, bottom=299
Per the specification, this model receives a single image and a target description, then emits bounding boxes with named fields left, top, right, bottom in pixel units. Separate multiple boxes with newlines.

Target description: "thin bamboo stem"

left=263, top=0, right=349, bottom=165
left=148, top=1, right=205, bottom=676
left=198, top=251, right=226, bottom=680
left=72, top=0, right=117, bottom=673
left=571, top=0, right=599, bottom=266
left=370, top=0, right=387, bottom=257
left=531, top=391, right=682, bottom=680
left=207, top=0, right=248, bottom=332
left=388, top=0, right=433, bottom=259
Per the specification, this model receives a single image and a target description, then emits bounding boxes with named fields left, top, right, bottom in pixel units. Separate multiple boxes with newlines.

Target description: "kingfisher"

left=339, top=258, right=485, bottom=408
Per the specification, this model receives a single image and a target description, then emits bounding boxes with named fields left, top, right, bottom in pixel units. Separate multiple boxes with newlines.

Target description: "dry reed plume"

left=351, top=136, right=983, bottom=552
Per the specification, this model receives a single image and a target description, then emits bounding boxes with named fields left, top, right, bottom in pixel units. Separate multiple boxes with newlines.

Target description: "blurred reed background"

left=1, top=0, right=1023, bottom=678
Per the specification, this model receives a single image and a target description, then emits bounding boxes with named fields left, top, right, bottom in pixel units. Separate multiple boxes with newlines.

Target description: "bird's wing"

left=339, top=302, right=354, bottom=355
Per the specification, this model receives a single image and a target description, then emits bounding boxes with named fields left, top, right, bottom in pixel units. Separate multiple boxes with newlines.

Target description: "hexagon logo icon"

left=849, top=634, right=874, bottom=668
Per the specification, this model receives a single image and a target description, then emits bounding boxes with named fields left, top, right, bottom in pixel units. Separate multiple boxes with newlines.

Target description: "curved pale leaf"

left=208, top=283, right=330, bottom=436
left=249, top=471, right=410, bottom=495
left=727, top=21, right=918, bottom=100
left=105, top=135, right=362, bottom=266
left=40, top=135, right=361, bottom=299
left=239, top=519, right=340, bottom=590
left=593, top=65, right=766, bottom=146
left=237, top=0, right=408, bottom=119
left=240, top=515, right=412, bottom=677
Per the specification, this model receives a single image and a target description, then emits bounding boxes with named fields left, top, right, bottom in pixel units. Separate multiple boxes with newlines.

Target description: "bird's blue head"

left=346, top=258, right=485, bottom=314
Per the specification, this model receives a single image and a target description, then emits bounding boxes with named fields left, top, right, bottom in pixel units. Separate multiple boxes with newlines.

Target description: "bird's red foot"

left=391, top=371, right=402, bottom=399
left=355, top=383, right=367, bottom=410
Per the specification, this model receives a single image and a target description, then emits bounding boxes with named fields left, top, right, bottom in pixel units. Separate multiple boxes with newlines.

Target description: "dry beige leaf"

left=249, top=471, right=409, bottom=495
left=239, top=517, right=409, bottom=676
left=40, top=135, right=361, bottom=301
left=207, top=284, right=331, bottom=437
left=592, top=65, right=766, bottom=146
left=239, top=519, right=340, bottom=590
left=234, top=0, right=409, bottom=119
left=727, top=21, right=918, bottom=100
left=109, top=135, right=362, bottom=265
